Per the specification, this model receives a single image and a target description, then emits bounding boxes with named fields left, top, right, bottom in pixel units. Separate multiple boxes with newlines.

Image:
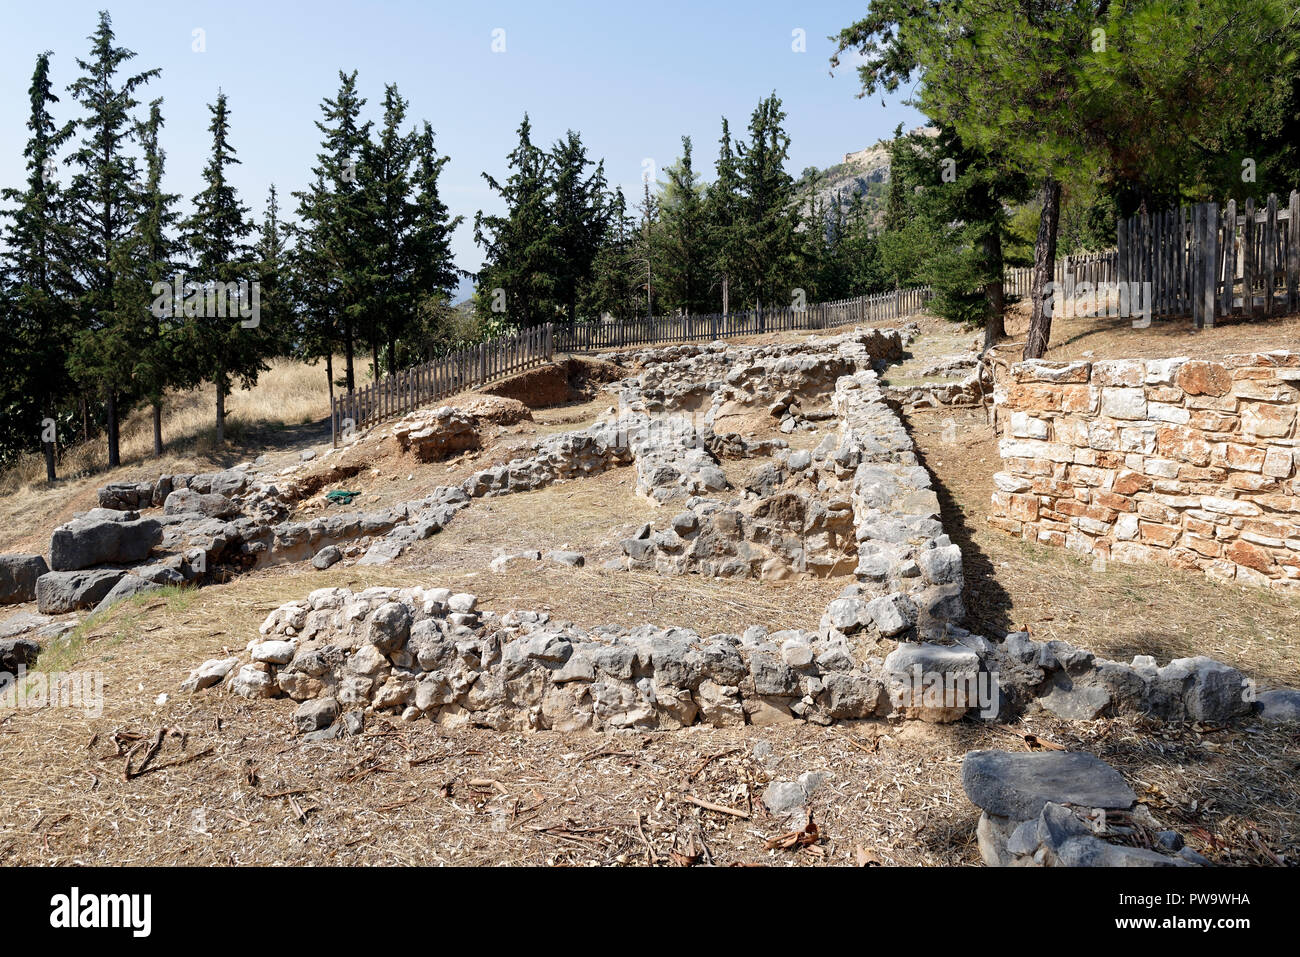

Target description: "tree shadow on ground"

left=898, top=408, right=1015, bottom=639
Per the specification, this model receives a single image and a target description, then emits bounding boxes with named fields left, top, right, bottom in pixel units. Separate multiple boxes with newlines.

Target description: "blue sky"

left=0, top=1, right=923, bottom=297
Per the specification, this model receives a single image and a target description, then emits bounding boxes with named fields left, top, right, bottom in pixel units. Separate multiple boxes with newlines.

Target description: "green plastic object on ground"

left=325, top=489, right=361, bottom=506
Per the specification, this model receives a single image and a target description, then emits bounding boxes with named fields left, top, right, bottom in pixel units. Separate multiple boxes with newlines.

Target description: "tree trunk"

left=80, top=396, right=90, bottom=444
left=1024, top=177, right=1062, bottom=361
left=43, top=396, right=57, bottom=482
left=344, top=323, right=356, bottom=393
left=106, top=391, right=120, bottom=468
left=326, top=353, right=335, bottom=403
left=982, top=227, right=1006, bottom=352
left=387, top=333, right=398, bottom=377
left=722, top=274, right=729, bottom=317
left=215, top=376, right=226, bottom=447
left=152, top=401, right=164, bottom=457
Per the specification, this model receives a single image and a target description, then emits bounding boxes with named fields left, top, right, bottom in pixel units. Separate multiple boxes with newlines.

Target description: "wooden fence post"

left=1289, top=190, right=1300, bottom=311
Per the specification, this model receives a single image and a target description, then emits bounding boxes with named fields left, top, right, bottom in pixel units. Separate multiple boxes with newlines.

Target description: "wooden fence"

left=330, top=286, right=933, bottom=445
left=1117, top=190, right=1300, bottom=328
left=551, top=286, right=931, bottom=352
left=331, top=323, right=554, bottom=446
left=1003, top=250, right=1120, bottom=298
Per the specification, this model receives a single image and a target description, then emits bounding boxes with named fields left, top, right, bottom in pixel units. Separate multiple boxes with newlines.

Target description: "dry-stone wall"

left=989, top=353, right=1300, bottom=588
left=179, top=332, right=1300, bottom=739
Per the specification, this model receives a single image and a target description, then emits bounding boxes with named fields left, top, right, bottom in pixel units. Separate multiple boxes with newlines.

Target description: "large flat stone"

left=50, top=518, right=163, bottom=571
left=961, top=749, right=1137, bottom=820
left=36, top=569, right=126, bottom=614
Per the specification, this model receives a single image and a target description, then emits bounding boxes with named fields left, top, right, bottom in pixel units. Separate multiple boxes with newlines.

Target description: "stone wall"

left=990, top=353, right=1300, bottom=588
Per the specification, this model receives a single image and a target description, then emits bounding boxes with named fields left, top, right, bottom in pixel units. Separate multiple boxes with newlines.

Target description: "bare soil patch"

left=998, top=299, right=1300, bottom=362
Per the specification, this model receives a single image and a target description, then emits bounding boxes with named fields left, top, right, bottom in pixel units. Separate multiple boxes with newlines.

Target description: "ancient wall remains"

left=989, top=353, right=1300, bottom=588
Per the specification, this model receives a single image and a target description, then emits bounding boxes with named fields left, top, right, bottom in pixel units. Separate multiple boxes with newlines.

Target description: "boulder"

left=884, top=641, right=982, bottom=720
left=91, top=573, right=163, bottom=615
left=98, top=482, right=155, bottom=510
left=311, top=546, right=343, bottom=570
left=391, top=407, right=480, bottom=461
left=208, top=469, right=249, bottom=497
left=1256, top=689, right=1300, bottom=725
left=0, top=637, right=40, bottom=674
left=163, top=488, right=238, bottom=519
left=1153, top=657, right=1251, bottom=723
left=36, top=569, right=126, bottom=614
left=369, top=602, right=412, bottom=653
left=0, top=554, right=49, bottom=604
left=49, top=517, right=163, bottom=571
left=180, top=657, right=239, bottom=692
left=961, top=750, right=1137, bottom=821
left=231, top=663, right=277, bottom=699
left=250, top=640, right=297, bottom=664
left=294, top=696, right=339, bottom=733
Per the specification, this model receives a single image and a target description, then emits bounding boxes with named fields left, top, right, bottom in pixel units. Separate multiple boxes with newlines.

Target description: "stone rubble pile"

left=820, top=370, right=966, bottom=641
left=884, top=354, right=993, bottom=409
left=963, top=749, right=1208, bottom=867
left=616, top=330, right=941, bottom=583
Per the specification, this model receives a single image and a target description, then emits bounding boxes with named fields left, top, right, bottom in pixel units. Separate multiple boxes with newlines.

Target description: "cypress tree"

left=125, top=98, right=185, bottom=456
left=62, top=11, right=159, bottom=468
left=0, top=51, right=75, bottom=479
left=705, top=118, right=742, bottom=314
left=302, top=71, right=372, bottom=391
left=181, top=91, right=265, bottom=446
left=474, top=115, right=556, bottom=328
left=734, top=93, right=801, bottom=312
left=549, top=130, right=610, bottom=325
left=652, top=136, right=711, bottom=315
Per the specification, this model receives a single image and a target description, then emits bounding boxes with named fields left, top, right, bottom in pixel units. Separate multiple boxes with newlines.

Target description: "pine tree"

left=632, top=178, right=660, bottom=318
left=359, top=91, right=463, bottom=374
left=254, top=184, right=291, bottom=356
left=121, top=98, right=187, bottom=456
left=734, top=94, right=801, bottom=312
left=705, top=118, right=742, bottom=314
left=0, top=51, right=75, bottom=479
left=549, top=130, right=610, bottom=325
left=359, top=84, right=417, bottom=376
left=62, top=10, right=159, bottom=467
left=835, top=0, right=1295, bottom=358
left=474, top=115, right=556, bottom=328
left=581, top=188, right=640, bottom=321
left=408, top=120, right=464, bottom=360
left=181, top=91, right=265, bottom=446
left=289, top=172, right=341, bottom=397
left=300, top=71, right=372, bottom=391
left=652, top=136, right=711, bottom=315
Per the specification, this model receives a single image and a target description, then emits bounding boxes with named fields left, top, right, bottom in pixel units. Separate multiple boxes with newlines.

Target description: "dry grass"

left=0, top=356, right=337, bottom=495
left=998, top=299, right=1300, bottom=361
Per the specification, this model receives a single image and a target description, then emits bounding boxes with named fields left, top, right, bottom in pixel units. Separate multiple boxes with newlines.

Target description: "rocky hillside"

left=796, top=126, right=936, bottom=226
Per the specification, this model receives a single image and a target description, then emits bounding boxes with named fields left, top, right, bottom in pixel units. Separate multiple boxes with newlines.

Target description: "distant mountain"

left=795, top=126, right=936, bottom=227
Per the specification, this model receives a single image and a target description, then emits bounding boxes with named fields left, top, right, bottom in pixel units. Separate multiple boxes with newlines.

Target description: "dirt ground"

left=2, top=312, right=1299, bottom=867
left=1000, top=299, right=1300, bottom=361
